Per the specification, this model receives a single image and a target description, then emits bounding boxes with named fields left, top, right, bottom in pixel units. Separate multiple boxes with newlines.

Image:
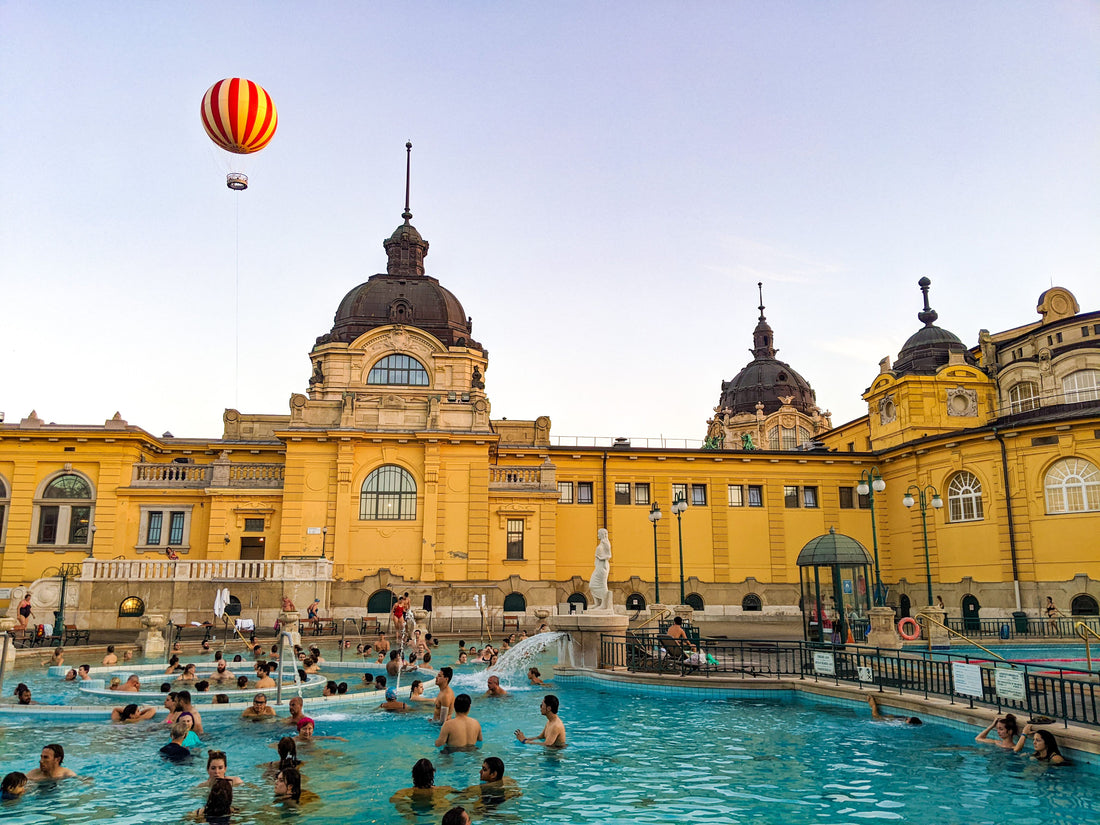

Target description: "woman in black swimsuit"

left=17, top=595, right=32, bottom=630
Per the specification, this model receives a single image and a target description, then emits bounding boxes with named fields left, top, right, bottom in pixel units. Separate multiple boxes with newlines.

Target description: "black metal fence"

left=944, top=616, right=1100, bottom=640
left=602, top=632, right=1100, bottom=728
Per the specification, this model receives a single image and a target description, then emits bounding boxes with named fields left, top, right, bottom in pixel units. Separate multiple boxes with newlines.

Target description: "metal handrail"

left=917, top=613, right=1013, bottom=664
left=339, top=617, right=361, bottom=662
left=633, top=607, right=673, bottom=631
left=1076, top=622, right=1100, bottom=674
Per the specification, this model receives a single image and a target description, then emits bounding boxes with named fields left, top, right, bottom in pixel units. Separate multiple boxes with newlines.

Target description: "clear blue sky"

left=2, top=1, right=1097, bottom=442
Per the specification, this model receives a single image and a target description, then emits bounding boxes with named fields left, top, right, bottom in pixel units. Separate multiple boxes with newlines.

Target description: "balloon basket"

left=226, top=173, right=248, bottom=191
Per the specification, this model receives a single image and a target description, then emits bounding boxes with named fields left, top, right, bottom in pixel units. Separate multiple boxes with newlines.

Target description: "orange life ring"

left=897, top=617, right=920, bottom=640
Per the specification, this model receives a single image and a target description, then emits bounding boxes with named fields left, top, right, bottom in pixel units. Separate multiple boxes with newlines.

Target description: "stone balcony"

left=131, top=455, right=285, bottom=489
left=81, top=557, right=331, bottom=583
left=488, top=461, right=556, bottom=492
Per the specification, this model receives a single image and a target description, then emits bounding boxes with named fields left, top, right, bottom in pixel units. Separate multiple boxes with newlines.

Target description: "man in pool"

left=457, top=756, right=521, bottom=807
left=386, top=649, right=402, bottom=679
left=77, top=664, right=92, bottom=680
left=867, top=696, right=922, bottom=725
left=374, top=632, right=390, bottom=654
left=27, top=744, right=77, bottom=780
left=434, top=667, right=456, bottom=723
left=484, top=675, right=508, bottom=697
left=175, top=690, right=204, bottom=734
left=102, top=645, right=118, bottom=665
left=255, top=663, right=277, bottom=689
left=515, top=694, right=567, bottom=748
left=206, top=659, right=236, bottom=684
left=283, top=695, right=305, bottom=726
left=116, top=674, right=142, bottom=692
left=241, top=693, right=276, bottom=719
left=435, top=693, right=482, bottom=749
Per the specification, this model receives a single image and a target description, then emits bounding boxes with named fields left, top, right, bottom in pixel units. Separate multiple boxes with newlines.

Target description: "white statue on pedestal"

left=590, top=528, right=613, bottom=611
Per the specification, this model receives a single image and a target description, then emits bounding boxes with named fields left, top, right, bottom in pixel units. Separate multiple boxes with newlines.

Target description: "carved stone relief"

left=945, top=387, right=978, bottom=417
left=879, top=394, right=897, bottom=425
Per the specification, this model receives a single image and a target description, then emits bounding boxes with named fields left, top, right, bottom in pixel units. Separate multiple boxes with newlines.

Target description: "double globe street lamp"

left=855, top=469, right=886, bottom=606
left=648, top=502, right=662, bottom=604
left=903, top=484, right=943, bottom=607
left=672, top=492, right=689, bottom=605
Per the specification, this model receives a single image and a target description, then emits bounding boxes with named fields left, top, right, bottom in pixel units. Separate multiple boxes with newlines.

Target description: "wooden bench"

left=63, top=624, right=91, bottom=645
left=172, top=622, right=214, bottom=644
left=502, top=615, right=520, bottom=633
left=360, top=616, right=381, bottom=635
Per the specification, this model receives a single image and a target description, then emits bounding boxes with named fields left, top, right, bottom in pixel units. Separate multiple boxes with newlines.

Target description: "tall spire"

left=384, top=141, right=429, bottom=277
left=917, top=276, right=939, bottom=327
left=402, top=140, right=413, bottom=223
left=751, top=281, right=777, bottom=359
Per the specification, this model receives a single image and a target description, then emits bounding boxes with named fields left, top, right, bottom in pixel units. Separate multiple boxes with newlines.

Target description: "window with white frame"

left=634, top=483, right=650, bottom=506
left=1063, top=370, right=1100, bottom=403
left=577, top=482, right=594, bottom=504
left=803, top=486, right=819, bottom=508
left=360, top=465, right=417, bottom=520
left=1008, top=381, right=1039, bottom=413
left=1045, top=457, right=1100, bottom=514
left=947, top=472, right=984, bottom=522
left=506, top=519, right=524, bottom=560
left=691, top=484, right=707, bottom=506
left=32, top=473, right=95, bottom=547
left=139, top=505, right=195, bottom=552
left=728, top=484, right=744, bottom=507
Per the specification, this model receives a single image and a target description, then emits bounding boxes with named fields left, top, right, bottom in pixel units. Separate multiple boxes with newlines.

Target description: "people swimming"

left=976, top=714, right=1020, bottom=749
left=1014, top=723, right=1069, bottom=764
left=867, top=696, right=921, bottom=725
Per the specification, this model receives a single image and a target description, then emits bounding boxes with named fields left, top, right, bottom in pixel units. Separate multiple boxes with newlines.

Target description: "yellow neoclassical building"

left=2, top=207, right=1098, bottom=632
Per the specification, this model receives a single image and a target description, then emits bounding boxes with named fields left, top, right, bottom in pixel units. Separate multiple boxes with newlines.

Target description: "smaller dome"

left=797, top=528, right=872, bottom=567
left=893, top=277, right=975, bottom=375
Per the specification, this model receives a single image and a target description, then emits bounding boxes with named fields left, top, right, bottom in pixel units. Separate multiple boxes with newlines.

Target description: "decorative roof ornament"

left=917, top=276, right=939, bottom=327
left=384, top=141, right=430, bottom=277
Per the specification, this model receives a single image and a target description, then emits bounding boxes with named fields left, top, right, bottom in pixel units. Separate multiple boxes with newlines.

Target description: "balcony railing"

left=130, top=462, right=285, bottom=489
left=132, top=463, right=212, bottom=487
left=81, top=557, right=331, bottom=582
left=488, top=465, right=557, bottom=492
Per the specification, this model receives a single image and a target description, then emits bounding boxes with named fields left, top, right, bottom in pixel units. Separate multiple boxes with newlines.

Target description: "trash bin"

left=1012, top=611, right=1029, bottom=634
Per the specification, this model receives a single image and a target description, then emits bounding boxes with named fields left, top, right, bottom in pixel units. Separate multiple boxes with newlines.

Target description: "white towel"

left=235, top=618, right=255, bottom=632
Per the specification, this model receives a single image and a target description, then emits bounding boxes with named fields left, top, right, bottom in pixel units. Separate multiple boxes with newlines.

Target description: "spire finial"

left=917, top=276, right=938, bottom=326
left=402, top=141, right=413, bottom=223
left=757, top=281, right=766, bottom=320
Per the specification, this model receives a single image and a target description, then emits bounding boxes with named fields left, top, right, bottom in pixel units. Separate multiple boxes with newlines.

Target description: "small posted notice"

left=857, top=666, right=874, bottom=683
left=814, top=652, right=835, bottom=676
left=952, top=662, right=984, bottom=698
left=994, top=668, right=1027, bottom=702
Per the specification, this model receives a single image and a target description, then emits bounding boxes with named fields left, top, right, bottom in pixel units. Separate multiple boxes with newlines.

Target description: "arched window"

left=947, top=471, right=984, bottom=522
left=741, top=593, right=762, bottom=612
left=502, top=592, right=527, bottom=613
left=118, top=596, right=145, bottom=618
left=360, top=466, right=417, bottom=520
left=34, top=473, right=95, bottom=546
left=1062, top=369, right=1100, bottom=404
left=1008, top=382, right=1039, bottom=413
left=1044, top=458, right=1100, bottom=514
left=1071, top=595, right=1099, bottom=616
left=566, top=593, right=588, bottom=611
left=625, top=593, right=646, bottom=611
left=367, top=354, right=429, bottom=386
left=366, top=589, right=396, bottom=614
left=0, top=474, right=8, bottom=549
left=685, top=593, right=705, bottom=611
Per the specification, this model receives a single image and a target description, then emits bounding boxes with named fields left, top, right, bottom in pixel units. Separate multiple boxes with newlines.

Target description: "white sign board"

left=306, top=527, right=321, bottom=535
left=858, top=666, right=874, bottom=683
left=952, top=662, right=984, bottom=698
left=813, top=652, right=835, bottom=676
left=994, top=668, right=1027, bottom=702
left=0, top=588, right=11, bottom=599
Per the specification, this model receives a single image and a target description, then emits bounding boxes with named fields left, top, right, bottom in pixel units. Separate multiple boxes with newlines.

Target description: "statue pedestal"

left=0, top=618, right=17, bottom=667
left=864, top=606, right=901, bottom=650
left=138, top=614, right=167, bottom=657
left=915, top=606, right=950, bottom=647
left=672, top=604, right=695, bottom=624
left=278, top=611, right=301, bottom=647
left=550, top=612, right=629, bottom=670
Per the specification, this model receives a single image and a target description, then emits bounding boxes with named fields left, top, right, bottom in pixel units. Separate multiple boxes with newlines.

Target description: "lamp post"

left=88, top=523, right=97, bottom=558
left=672, top=492, right=688, bottom=605
left=856, top=469, right=886, bottom=606
left=903, top=484, right=943, bottom=607
left=647, top=502, right=662, bottom=604
left=321, top=526, right=329, bottom=560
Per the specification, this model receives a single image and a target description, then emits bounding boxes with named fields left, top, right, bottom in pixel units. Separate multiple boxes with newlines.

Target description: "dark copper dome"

left=893, top=278, right=973, bottom=375
left=716, top=287, right=820, bottom=416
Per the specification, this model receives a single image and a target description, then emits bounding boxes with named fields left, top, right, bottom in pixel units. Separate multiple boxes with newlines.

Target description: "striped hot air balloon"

left=200, top=78, right=278, bottom=190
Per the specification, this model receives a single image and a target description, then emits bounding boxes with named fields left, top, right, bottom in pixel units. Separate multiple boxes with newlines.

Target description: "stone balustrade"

left=81, top=557, right=332, bottom=583
left=130, top=461, right=285, bottom=489
left=132, top=462, right=212, bottom=487
left=488, top=464, right=556, bottom=491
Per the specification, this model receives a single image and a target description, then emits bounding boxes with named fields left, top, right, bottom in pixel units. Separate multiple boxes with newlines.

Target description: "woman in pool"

left=528, top=667, right=551, bottom=686
left=165, top=655, right=182, bottom=674
left=111, top=703, right=157, bottom=723
left=274, top=766, right=303, bottom=804
left=389, top=758, right=455, bottom=805
left=456, top=651, right=468, bottom=665
left=408, top=680, right=434, bottom=705
left=976, top=714, right=1020, bottom=749
left=194, top=777, right=235, bottom=823
left=199, top=751, right=244, bottom=787
left=177, top=712, right=203, bottom=748
left=295, top=717, right=347, bottom=743
left=1014, top=723, right=1068, bottom=764
left=176, top=663, right=198, bottom=683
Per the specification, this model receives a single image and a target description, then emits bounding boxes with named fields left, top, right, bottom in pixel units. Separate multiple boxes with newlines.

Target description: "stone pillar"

left=672, top=604, right=695, bottom=624
left=915, top=605, right=950, bottom=648
left=0, top=619, right=18, bottom=678
left=137, top=614, right=167, bottom=657
left=278, top=611, right=301, bottom=647
left=550, top=612, right=629, bottom=670
left=864, top=606, right=901, bottom=650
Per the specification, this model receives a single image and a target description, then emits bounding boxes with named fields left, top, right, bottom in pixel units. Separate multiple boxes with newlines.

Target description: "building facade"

left=2, top=211, right=1098, bottom=631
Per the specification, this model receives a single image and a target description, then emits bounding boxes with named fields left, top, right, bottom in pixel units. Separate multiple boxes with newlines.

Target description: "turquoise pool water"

left=2, top=651, right=1099, bottom=824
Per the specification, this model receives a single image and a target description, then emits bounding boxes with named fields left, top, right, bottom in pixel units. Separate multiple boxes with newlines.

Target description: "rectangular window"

left=69, top=506, right=91, bottom=544
left=781, top=427, right=798, bottom=450
left=1056, top=332, right=1063, bottom=343
left=784, top=486, right=800, bottom=508
left=1084, top=326, right=1091, bottom=337
left=672, top=483, right=688, bottom=506
left=168, top=512, right=186, bottom=545
left=614, top=483, right=631, bottom=505
left=147, top=511, right=163, bottom=545
left=39, top=505, right=59, bottom=544
left=506, top=519, right=524, bottom=560
left=803, top=487, right=819, bottom=508
left=691, top=484, right=707, bottom=506
left=577, top=482, right=594, bottom=504
left=557, top=482, right=574, bottom=504
left=634, top=483, right=650, bottom=506
left=747, top=485, right=763, bottom=507
left=839, top=487, right=854, bottom=509
left=728, top=485, right=744, bottom=507
left=858, top=491, right=871, bottom=509
left=244, top=518, right=264, bottom=532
